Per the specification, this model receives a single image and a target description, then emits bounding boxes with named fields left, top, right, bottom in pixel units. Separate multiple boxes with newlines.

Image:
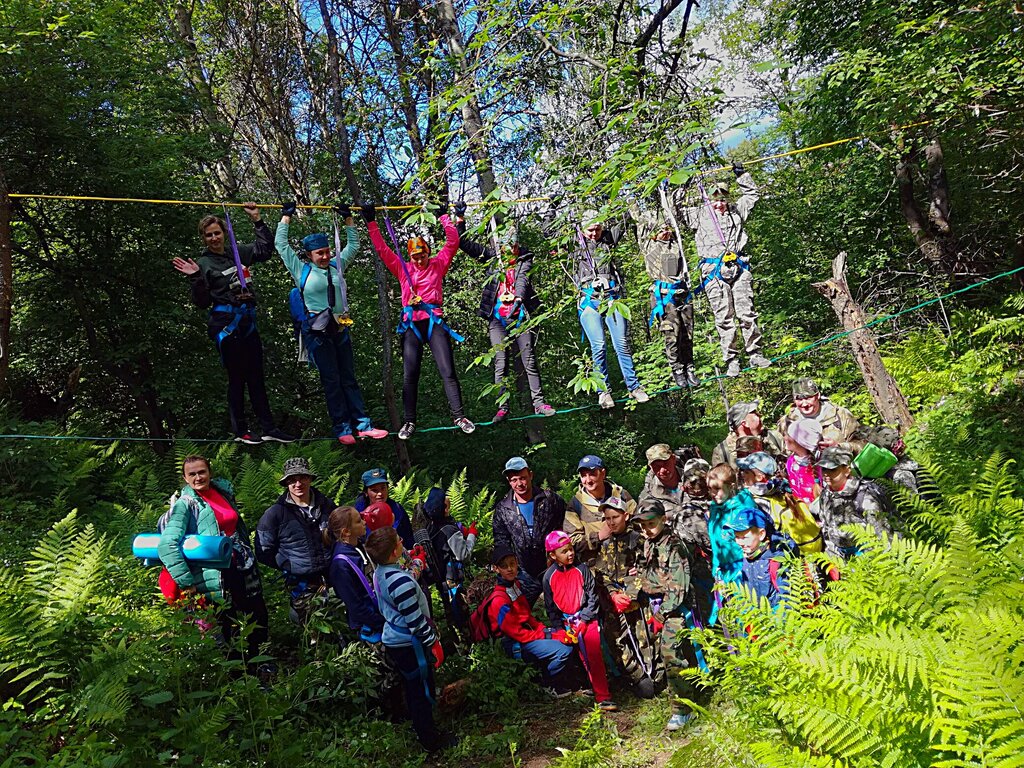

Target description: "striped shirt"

left=373, top=563, right=436, bottom=648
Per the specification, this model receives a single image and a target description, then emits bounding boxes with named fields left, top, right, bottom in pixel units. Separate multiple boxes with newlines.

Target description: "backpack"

left=468, top=592, right=504, bottom=643
left=157, top=491, right=199, bottom=534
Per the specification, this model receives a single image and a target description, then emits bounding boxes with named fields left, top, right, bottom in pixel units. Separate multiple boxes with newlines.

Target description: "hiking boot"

left=338, top=433, right=357, bottom=446
left=725, top=359, right=741, bottom=378
left=357, top=426, right=389, bottom=440
left=684, top=365, right=701, bottom=388
left=598, top=700, right=619, bottom=713
left=598, top=392, right=615, bottom=409
left=398, top=422, right=416, bottom=440
left=234, top=432, right=262, bottom=445
left=672, top=369, right=689, bottom=388
left=535, top=403, right=556, bottom=417
left=667, top=712, right=695, bottom=731
left=630, top=388, right=650, bottom=404
left=454, top=416, right=476, bottom=434
left=493, top=406, right=510, bottom=423
left=261, top=428, right=297, bottom=443
left=749, top=353, right=772, bottom=369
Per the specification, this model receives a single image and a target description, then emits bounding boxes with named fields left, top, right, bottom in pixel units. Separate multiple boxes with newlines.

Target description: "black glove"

left=281, top=201, right=297, bottom=216
left=335, top=203, right=352, bottom=219
left=434, top=200, right=448, bottom=216
left=732, top=162, right=746, bottom=177
left=454, top=200, right=467, bottom=217
left=359, top=202, right=376, bottom=223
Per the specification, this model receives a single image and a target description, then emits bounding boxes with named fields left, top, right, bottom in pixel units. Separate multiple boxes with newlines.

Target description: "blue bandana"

left=302, top=233, right=329, bottom=252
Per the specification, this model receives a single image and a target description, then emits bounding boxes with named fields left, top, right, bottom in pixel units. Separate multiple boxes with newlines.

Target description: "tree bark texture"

left=814, top=252, right=914, bottom=432
left=897, top=137, right=958, bottom=278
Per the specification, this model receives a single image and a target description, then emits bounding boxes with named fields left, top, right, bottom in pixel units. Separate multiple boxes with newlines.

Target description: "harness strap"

left=680, top=607, right=710, bottom=673
left=649, top=280, right=685, bottom=327
left=221, top=205, right=248, bottom=291
left=333, top=552, right=375, bottom=599
left=373, top=569, right=435, bottom=706
left=397, top=301, right=464, bottom=343
left=686, top=253, right=750, bottom=303
left=211, top=303, right=256, bottom=349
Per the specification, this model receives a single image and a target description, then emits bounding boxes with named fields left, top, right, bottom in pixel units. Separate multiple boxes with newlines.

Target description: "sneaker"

left=598, top=392, right=615, bottom=409
left=725, top=360, right=741, bottom=378
left=630, top=388, right=650, bottom=403
left=493, top=406, right=510, bottom=423
left=535, top=403, right=556, bottom=417
left=749, top=353, right=772, bottom=369
left=667, top=712, right=695, bottom=731
left=598, top=700, right=619, bottom=713
left=672, top=369, right=689, bottom=388
left=454, top=416, right=476, bottom=434
left=398, top=422, right=416, bottom=440
left=338, top=433, right=357, bottom=446
left=357, top=426, right=389, bottom=440
left=234, top=433, right=262, bottom=445
left=261, top=428, right=296, bottom=443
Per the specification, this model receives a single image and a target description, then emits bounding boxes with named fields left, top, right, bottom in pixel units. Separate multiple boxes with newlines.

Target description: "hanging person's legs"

left=604, top=308, right=649, bottom=403
left=238, top=330, right=293, bottom=443
left=732, top=269, right=770, bottom=368
left=218, top=332, right=256, bottom=443
left=579, top=304, right=614, bottom=409
left=488, top=319, right=513, bottom=422
left=400, top=325, right=426, bottom=439
left=661, top=292, right=699, bottom=387
left=427, top=325, right=475, bottom=433
left=703, top=275, right=741, bottom=377
left=310, top=330, right=355, bottom=443
left=512, top=328, right=553, bottom=415
left=334, top=328, right=387, bottom=440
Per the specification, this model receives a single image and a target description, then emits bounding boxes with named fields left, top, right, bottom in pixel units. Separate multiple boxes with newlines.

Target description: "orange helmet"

left=361, top=501, right=395, bottom=532
left=407, top=237, right=430, bottom=259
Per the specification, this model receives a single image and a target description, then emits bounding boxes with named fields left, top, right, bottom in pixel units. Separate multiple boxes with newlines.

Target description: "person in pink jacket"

left=360, top=202, right=474, bottom=440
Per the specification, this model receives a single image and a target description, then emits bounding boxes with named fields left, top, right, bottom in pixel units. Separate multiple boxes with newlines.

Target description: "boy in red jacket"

left=542, top=530, right=618, bottom=711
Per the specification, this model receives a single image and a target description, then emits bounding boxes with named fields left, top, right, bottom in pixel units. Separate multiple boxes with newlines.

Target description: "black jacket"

left=255, top=488, right=337, bottom=582
left=456, top=223, right=540, bottom=320
left=573, top=223, right=627, bottom=298
left=493, top=486, right=566, bottom=578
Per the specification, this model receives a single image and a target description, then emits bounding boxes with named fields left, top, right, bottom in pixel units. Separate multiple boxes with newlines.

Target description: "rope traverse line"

left=9, top=119, right=937, bottom=210
left=2, top=264, right=1020, bottom=444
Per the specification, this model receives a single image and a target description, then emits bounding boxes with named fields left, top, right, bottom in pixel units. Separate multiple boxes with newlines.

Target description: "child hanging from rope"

left=542, top=530, right=618, bottom=711
left=172, top=203, right=294, bottom=444
left=360, top=202, right=474, bottom=440
left=276, top=202, right=388, bottom=445
left=453, top=201, right=554, bottom=422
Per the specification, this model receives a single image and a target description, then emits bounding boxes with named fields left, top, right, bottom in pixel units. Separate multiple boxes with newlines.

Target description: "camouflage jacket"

left=810, top=476, right=893, bottom=558
left=640, top=528, right=692, bottom=618
left=776, top=398, right=860, bottom=447
left=639, top=470, right=711, bottom=549
left=565, top=480, right=637, bottom=557
left=711, top=428, right=786, bottom=468
left=591, top=529, right=644, bottom=596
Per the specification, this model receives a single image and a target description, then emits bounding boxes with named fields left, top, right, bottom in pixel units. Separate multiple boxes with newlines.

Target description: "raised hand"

left=281, top=201, right=297, bottom=217
left=454, top=200, right=467, bottom=217
left=732, top=162, right=746, bottom=177
left=172, top=257, right=201, bottom=276
left=242, top=202, right=261, bottom=221
left=335, top=203, right=352, bottom=220
left=359, top=202, right=376, bottom=223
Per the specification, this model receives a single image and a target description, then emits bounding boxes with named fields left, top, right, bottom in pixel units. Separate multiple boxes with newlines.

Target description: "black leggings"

left=220, top=567, right=269, bottom=672
left=402, top=321, right=464, bottom=422
left=217, top=329, right=274, bottom=436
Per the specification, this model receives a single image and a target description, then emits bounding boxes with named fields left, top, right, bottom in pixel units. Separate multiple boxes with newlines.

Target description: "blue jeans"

left=579, top=305, right=639, bottom=392
left=308, top=329, right=371, bottom=437
left=502, top=637, right=574, bottom=679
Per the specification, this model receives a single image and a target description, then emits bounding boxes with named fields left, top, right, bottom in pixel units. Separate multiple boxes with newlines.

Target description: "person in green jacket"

left=277, top=202, right=387, bottom=445
left=158, top=455, right=269, bottom=672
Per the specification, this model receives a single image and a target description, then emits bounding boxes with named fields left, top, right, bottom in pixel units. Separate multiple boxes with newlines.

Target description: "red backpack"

left=469, top=592, right=503, bottom=643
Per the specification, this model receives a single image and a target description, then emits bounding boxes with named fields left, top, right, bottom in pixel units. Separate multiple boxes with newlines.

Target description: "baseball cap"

left=544, top=530, right=572, bottom=552
left=726, top=401, right=759, bottom=431
left=736, top=451, right=778, bottom=476
left=577, top=455, right=605, bottom=471
left=645, top=444, right=673, bottom=465
left=361, top=468, right=388, bottom=488
left=721, top=503, right=772, bottom=533
left=503, top=456, right=529, bottom=474
left=599, top=497, right=627, bottom=513
left=816, top=446, right=854, bottom=470
left=792, top=377, right=820, bottom=398
left=636, top=499, right=667, bottom=521
left=682, top=458, right=711, bottom=482
left=491, top=545, right=517, bottom=566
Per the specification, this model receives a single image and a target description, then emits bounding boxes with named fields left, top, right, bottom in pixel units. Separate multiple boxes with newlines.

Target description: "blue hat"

left=720, top=498, right=772, bottom=533
left=504, top=456, right=529, bottom=474
left=577, top=455, right=605, bottom=471
left=424, top=487, right=447, bottom=521
left=736, top=451, right=778, bottom=476
left=302, top=233, right=330, bottom=252
left=361, top=468, right=388, bottom=488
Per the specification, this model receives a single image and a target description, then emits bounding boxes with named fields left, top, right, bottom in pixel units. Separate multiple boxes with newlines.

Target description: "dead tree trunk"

left=897, top=136, right=958, bottom=279
left=0, top=168, right=11, bottom=395
left=814, top=252, right=914, bottom=432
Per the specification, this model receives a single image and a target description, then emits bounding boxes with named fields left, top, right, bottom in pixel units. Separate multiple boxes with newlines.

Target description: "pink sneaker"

left=358, top=426, right=389, bottom=440
left=338, top=433, right=357, bottom=446
left=493, top=407, right=510, bottom=423
left=535, top=403, right=555, bottom=417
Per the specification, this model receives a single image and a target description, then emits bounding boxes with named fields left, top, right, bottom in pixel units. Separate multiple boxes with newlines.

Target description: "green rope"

left=2, top=265, right=1022, bottom=443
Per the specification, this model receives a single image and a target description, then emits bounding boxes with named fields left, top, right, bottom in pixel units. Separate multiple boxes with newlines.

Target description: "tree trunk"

left=813, top=252, right=914, bottom=432
left=896, top=137, right=958, bottom=278
left=315, top=0, right=410, bottom=472
left=0, top=168, right=11, bottom=395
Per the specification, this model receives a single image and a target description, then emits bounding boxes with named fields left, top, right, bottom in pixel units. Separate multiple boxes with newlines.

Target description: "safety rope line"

left=6, top=193, right=552, bottom=211
left=2, top=264, right=1020, bottom=443
left=8, top=119, right=937, bottom=210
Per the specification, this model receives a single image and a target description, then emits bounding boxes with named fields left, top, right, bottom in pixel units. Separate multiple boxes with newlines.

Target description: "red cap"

left=362, top=501, right=395, bottom=532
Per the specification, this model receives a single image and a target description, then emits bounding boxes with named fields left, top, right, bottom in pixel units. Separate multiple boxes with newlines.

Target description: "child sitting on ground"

left=591, top=497, right=654, bottom=698
left=468, top=546, right=577, bottom=694
left=366, top=527, right=454, bottom=753
left=720, top=501, right=790, bottom=611
left=542, top=530, right=617, bottom=712
left=737, top=451, right=824, bottom=554
left=636, top=502, right=695, bottom=731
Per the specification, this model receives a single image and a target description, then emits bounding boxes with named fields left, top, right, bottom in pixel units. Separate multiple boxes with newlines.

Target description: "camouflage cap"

left=726, top=401, right=759, bottom=431
left=792, top=377, right=820, bottom=398
left=645, top=443, right=673, bottom=465
left=682, top=458, right=711, bottom=482
left=735, top=435, right=764, bottom=456
left=636, top=499, right=667, bottom=521
left=816, top=445, right=854, bottom=470
left=711, top=180, right=730, bottom=197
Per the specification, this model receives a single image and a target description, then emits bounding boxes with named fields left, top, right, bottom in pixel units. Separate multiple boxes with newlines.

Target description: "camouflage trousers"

left=649, top=289, right=694, bottom=372
left=598, top=595, right=657, bottom=693
left=652, top=616, right=696, bottom=705
left=702, top=268, right=762, bottom=364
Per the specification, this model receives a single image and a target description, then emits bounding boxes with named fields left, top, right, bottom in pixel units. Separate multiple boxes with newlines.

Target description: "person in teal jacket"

left=277, top=202, right=387, bottom=445
left=158, top=455, right=269, bottom=672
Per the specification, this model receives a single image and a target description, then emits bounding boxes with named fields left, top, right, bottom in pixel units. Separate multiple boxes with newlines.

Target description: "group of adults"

left=171, top=165, right=769, bottom=443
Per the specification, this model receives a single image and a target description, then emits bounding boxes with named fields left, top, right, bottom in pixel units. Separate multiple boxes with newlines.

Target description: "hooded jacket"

left=456, top=223, right=540, bottom=320
left=573, top=223, right=627, bottom=300
left=673, top=172, right=758, bottom=262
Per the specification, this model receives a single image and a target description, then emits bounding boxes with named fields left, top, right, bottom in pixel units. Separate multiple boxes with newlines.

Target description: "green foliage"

left=551, top=708, right=621, bottom=768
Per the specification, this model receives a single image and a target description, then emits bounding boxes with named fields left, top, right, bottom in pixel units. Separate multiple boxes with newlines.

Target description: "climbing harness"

left=220, top=204, right=249, bottom=292
left=373, top=570, right=436, bottom=707
left=649, top=280, right=685, bottom=327
left=211, top=303, right=256, bottom=350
